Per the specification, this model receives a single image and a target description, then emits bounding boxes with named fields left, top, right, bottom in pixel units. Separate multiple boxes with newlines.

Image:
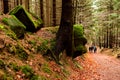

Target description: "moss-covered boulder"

left=2, top=15, right=26, bottom=38
left=9, top=5, right=43, bottom=32
left=73, top=24, right=87, bottom=58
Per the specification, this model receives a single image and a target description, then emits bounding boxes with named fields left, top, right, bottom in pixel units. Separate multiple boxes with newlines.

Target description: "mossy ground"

left=0, top=15, right=85, bottom=80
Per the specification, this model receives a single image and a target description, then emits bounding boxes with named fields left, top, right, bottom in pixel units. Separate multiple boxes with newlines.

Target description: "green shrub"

left=21, top=65, right=34, bottom=79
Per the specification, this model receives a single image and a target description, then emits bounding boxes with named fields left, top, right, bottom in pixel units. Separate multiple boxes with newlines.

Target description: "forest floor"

left=0, top=14, right=120, bottom=79
left=71, top=51, right=120, bottom=80
left=36, top=27, right=120, bottom=80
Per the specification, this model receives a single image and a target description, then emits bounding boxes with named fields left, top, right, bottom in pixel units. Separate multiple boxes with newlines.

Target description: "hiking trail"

left=69, top=52, right=120, bottom=80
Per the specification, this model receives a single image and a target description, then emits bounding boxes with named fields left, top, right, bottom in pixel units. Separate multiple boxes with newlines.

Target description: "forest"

left=0, top=0, right=120, bottom=80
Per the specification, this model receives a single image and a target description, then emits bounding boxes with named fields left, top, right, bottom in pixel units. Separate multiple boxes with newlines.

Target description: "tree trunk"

left=17, top=0, right=19, bottom=5
left=25, top=0, right=29, bottom=11
left=54, top=0, right=74, bottom=62
left=3, top=0, right=9, bottom=14
left=53, top=0, right=56, bottom=26
left=20, top=0, right=22, bottom=5
left=40, top=0, right=44, bottom=26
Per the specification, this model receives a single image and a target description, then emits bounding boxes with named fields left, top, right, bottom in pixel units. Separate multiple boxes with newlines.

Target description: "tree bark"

left=25, top=0, right=29, bottom=11
left=20, top=0, right=22, bottom=5
left=40, top=0, right=44, bottom=26
left=53, top=0, right=56, bottom=26
left=3, top=0, right=9, bottom=14
left=54, top=0, right=74, bottom=62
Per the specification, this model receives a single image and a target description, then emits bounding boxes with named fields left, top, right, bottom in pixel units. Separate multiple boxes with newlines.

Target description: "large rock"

left=2, top=15, right=26, bottom=38
left=9, top=5, right=43, bottom=32
left=73, top=24, right=87, bottom=58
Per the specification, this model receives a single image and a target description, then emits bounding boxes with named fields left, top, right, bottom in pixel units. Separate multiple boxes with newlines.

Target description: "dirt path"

left=69, top=52, right=120, bottom=80
left=92, top=53, right=120, bottom=80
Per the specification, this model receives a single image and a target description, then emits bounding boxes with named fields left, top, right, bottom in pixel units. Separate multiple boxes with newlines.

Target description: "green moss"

left=75, top=45, right=87, bottom=53
left=9, top=5, right=42, bottom=32
left=2, top=74, right=13, bottom=80
left=38, top=76, right=48, bottom=80
left=30, top=75, right=41, bottom=80
left=1, top=72, right=14, bottom=80
left=30, top=12, right=43, bottom=28
left=28, top=40, right=36, bottom=46
left=0, top=24, right=4, bottom=29
left=2, top=15, right=26, bottom=38
left=73, top=24, right=84, bottom=37
left=37, top=39, right=48, bottom=54
left=8, top=62, right=20, bottom=71
left=7, top=43, right=28, bottom=60
left=20, top=65, right=40, bottom=80
left=15, top=44, right=28, bottom=60
left=3, top=27, right=18, bottom=40
left=21, top=65, right=34, bottom=79
left=73, top=24, right=87, bottom=58
left=41, top=63, right=52, bottom=74
left=8, top=44, right=16, bottom=54
left=0, top=59, right=5, bottom=69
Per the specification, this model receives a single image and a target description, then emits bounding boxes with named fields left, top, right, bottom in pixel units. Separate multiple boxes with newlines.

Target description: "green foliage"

left=8, top=62, right=20, bottom=72
left=37, top=39, right=48, bottom=54
left=0, top=25, right=4, bottom=29
left=49, top=39, right=56, bottom=50
left=30, top=75, right=41, bottom=80
left=20, top=65, right=40, bottom=80
left=3, top=27, right=18, bottom=40
left=7, top=44, right=16, bottom=53
left=2, top=73, right=13, bottom=80
left=62, top=68, right=70, bottom=76
left=15, top=44, right=28, bottom=60
left=0, top=59, right=5, bottom=69
left=28, top=40, right=36, bottom=46
left=73, top=60, right=83, bottom=70
left=21, top=65, right=34, bottom=79
left=7, top=44, right=28, bottom=60
left=44, top=27, right=59, bottom=34
left=41, top=63, right=52, bottom=74
left=38, top=76, right=47, bottom=80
